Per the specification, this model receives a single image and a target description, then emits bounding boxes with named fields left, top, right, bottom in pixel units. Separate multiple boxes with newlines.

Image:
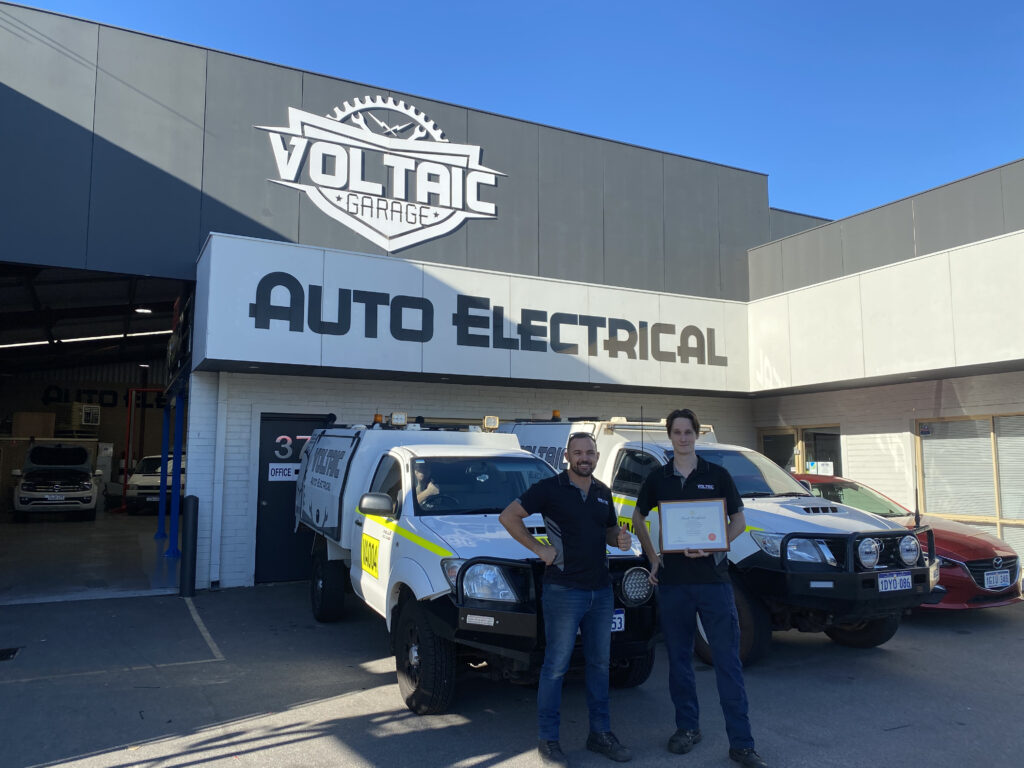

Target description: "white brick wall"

left=753, top=369, right=1024, bottom=510
left=186, top=371, right=755, bottom=588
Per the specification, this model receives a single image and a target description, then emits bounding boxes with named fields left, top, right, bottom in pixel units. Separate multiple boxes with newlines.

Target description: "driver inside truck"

left=414, top=462, right=440, bottom=503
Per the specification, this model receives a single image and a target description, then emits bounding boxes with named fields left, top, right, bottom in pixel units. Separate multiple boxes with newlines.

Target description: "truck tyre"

left=825, top=613, right=901, bottom=648
left=694, top=582, right=771, bottom=667
left=395, top=601, right=456, bottom=715
left=310, top=547, right=347, bottom=623
left=610, top=648, right=655, bottom=688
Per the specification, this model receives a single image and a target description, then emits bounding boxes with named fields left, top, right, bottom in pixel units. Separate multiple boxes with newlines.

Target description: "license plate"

left=878, top=570, right=913, bottom=592
left=985, top=569, right=1011, bottom=589
left=611, top=608, right=625, bottom=633
left=145, top=496, right=160, bottom=502
left=45, top=494, right=66, bottom=501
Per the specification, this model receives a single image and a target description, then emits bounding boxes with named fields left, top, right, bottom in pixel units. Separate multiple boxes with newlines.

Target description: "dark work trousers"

left=658, top=581, right=755, bottom=750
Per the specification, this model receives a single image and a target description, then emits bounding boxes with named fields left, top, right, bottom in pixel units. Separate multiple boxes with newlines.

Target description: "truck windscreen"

left=412, top=456, right=556, bottom=515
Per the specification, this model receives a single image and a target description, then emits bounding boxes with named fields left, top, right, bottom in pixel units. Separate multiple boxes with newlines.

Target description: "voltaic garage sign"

left=258, top=96, right=503, bottom=251
left=192, top=235, right=750, bottom=392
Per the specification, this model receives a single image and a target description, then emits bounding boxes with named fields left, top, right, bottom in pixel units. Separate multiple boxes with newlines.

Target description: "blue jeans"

left=658, top=582, right=754, bottom=750
left=537, top=583, right=613, bottom=741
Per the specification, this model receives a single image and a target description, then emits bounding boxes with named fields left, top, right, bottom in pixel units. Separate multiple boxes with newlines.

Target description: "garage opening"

left=0, top=263, right=192, bottom=605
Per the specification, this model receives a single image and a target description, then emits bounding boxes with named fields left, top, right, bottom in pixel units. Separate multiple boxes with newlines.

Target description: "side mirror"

left=94, top=469, right=104, bottom=477
left=11, top=469, right=23, bottom=477
left=799, top=480, right=812, bottom=492
left=359, top=492, right=396, bottom=519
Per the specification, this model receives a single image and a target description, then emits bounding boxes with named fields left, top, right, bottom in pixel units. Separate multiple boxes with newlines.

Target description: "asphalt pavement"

left=1, top=582, right=1022, bottom=768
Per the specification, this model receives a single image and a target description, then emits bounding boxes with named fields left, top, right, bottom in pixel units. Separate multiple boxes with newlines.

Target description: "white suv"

left=13, top=443, right=101, bottom=522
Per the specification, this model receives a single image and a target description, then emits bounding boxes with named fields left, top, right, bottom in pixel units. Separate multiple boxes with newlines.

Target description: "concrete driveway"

left=1, top=582, right=1021, bottom=767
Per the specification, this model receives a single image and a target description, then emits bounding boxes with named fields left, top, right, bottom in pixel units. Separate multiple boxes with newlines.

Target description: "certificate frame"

left=659, top=498, right=729, bottom=553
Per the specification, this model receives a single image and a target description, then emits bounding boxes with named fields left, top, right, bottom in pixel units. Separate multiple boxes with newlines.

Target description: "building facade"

left=2, top=3, right=1022, bottom=589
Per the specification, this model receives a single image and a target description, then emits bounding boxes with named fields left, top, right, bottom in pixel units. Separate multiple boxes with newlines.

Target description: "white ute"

left=295, top=420, right=658, bottom=714
left=511, top=419, right=940, bottom=665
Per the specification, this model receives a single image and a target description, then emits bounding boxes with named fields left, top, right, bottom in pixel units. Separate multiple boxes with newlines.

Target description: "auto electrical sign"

left=257, top=97, right=502, bottom=252
left=193, top=236, right=749, bottom=391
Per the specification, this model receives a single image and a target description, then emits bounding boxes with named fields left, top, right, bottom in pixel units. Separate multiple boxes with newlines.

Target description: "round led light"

left=898, top=535, right=921, bottom=566
left=619, top=566, right=653, bottom=607
left=858, top=537, right=880, bottom=569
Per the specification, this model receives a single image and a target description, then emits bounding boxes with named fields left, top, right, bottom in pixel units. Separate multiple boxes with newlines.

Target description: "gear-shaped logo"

left=257, top=96, right=503, bottom=252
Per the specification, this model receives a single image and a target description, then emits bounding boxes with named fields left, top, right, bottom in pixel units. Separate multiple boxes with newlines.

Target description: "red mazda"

left=795, top=474, right=1022, bottom=610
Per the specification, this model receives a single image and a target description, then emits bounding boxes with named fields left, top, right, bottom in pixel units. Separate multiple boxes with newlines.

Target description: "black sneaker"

left=585, top=731, right=632, bottom=762
left=729, top=747, right=768, bottom=768
left=667, top=728, right=702, bottom=754
left=538, top=740, right=569, bottom=766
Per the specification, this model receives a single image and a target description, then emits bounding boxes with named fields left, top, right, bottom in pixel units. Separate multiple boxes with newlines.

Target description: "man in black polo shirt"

left=632, top=409, right=767, bottom=768
left=500, top=432, right=633, bottom=766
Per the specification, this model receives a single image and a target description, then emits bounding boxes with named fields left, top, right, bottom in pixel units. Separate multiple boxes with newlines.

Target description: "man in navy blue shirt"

left=500, top=432, right=633, bottom=766
left=632, top=409, right=767, bottom=768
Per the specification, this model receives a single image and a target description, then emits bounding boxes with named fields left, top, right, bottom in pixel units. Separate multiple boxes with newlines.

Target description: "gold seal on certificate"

left=659, top=499, right=729, bottom=553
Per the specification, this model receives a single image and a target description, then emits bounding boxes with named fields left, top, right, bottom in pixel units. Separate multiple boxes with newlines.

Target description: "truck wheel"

left=395, top=601, right=456, bottom=715
left=310, top=547, right=347, bottom=623
left=610, top=648, right=655, bottom=688
left=694, top=582, right=771, bottom=667
left=825, top=613, right=901, bottom=648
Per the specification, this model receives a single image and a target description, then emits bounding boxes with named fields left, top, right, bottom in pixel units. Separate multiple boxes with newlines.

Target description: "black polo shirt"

left=635, top=456, right=742, bottom=584
left=518, top=471, right=617, bottom=590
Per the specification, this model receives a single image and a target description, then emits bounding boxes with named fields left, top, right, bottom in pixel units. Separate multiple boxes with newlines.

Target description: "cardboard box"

left=12, top=412, right=55, bottom=439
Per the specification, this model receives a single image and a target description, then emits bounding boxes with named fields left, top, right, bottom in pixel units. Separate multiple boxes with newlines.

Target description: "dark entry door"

left=255, top=413, right=332, bottom=583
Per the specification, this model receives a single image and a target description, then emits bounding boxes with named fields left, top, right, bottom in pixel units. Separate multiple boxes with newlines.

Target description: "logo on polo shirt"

left=257, top=96, right=504, bottom=252
left=697, top=483, right=715, bottom=490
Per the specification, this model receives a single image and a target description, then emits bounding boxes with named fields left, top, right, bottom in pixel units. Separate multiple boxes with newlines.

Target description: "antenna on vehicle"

left=913, top=480, right=921, bottom=528
left=640, top=404, right=644, bottom=455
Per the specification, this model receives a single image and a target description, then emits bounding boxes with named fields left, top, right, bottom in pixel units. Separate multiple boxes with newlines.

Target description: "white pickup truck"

left=294, top=422, right=658, bottom=714
left=510, top=419, right=940, bottom=665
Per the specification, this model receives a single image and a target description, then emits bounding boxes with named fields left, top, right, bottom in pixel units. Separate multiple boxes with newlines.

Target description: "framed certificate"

left=659, top=499, right=729, bottom=553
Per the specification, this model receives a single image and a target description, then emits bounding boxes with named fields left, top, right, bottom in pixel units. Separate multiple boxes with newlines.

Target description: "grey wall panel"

left=718, top=167, right=769, bottom=301
left=769, top=208, right=829, bottom=240
left=840, top=199, right=915, bottom=274
left=466, top=111, right=539, bottom=275
left=1001, top=160, right=1024, bottom=234
left=537, top=127, right=604, bottom=282
left=603, top=144, right=664, bottom=291
left=914, top=169, right=1005, bottom=257
left=0, top=6, right=96, bottom=268
left=664, top=157, right=720, bottom=297
left=781, top=222, right=842, bottom=291
left=748, top=241, right=783, bottom=300
left=386, top=91, right=470, bottom=266
left=201, top=53, right=302, bottom=248
left=295, top=76, right=388, bottom=256
left=87, top=26, right=206, bottom=278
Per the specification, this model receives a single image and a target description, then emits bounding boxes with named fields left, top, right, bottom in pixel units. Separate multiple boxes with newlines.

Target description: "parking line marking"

left=185, top=597, right=224, bottom=661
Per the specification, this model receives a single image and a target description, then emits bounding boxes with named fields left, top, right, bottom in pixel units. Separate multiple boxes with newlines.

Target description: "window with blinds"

left=920, top=419, right=996, bottom=517
left=996, top=416, right=1024, bottom=521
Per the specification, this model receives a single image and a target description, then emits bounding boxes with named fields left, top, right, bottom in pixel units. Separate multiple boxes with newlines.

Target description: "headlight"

left=898, top=535, right=920, bottom=566
left=750, top=531, right=782, bottom=557
left=440, top=558, right=465, bottom=589
left=858, top=538, right=880, bottom=569
left=20, top=482, right=36, bottom=491
left=750, top=532, right=834, bottom=565
left=461, top=563, right=518, bottom=602
left=618, top=566, right=653, bottom=607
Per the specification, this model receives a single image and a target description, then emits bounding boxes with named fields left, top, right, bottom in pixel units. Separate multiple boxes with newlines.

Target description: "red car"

left=795, top=474, right=1022, bottom=610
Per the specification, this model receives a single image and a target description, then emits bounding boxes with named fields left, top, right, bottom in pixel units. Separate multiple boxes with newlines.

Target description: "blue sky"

left=18, top=0, right=1024, bottom=221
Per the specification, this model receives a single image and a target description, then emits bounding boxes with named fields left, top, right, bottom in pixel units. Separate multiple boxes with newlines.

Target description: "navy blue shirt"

left=518, top=471, right=617, bottom=590
left=635, top=457, right=742, bottom=584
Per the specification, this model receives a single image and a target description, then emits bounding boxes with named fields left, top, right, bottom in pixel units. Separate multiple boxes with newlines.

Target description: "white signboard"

left=257, top=96, right=503, bottom=252
left=267, top=463, right=301, bottom=481
left=194, top=234, right=747, bottom=392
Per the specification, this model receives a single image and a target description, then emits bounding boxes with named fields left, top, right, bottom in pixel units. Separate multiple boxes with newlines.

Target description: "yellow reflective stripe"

left=613, top=495, right=636, bottom=507
left=359, top=511, right=454, bottom=557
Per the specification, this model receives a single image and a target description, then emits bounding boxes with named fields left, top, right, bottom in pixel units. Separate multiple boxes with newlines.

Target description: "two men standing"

left=502, top=410, right=767, bottom=767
